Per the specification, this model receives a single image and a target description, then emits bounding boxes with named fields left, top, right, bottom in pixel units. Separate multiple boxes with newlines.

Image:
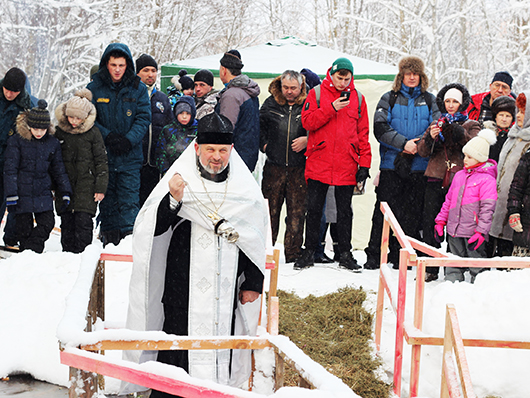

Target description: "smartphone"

left=340, top=91, right=350, bottom=101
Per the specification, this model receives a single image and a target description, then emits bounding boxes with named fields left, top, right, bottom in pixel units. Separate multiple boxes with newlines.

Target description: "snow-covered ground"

left=0, top=229, right=529, bottom=398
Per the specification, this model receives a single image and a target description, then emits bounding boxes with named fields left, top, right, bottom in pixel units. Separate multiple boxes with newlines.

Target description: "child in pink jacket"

left=434, top=129, right=498, bottom=282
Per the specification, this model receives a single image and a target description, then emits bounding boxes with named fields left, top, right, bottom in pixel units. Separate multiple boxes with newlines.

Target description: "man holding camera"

left=294, top=58, right=371, bottom=271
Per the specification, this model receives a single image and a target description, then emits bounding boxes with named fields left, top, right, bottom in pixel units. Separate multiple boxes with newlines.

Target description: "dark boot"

left=332, top=242, right=340, bottom=262
left=364, top=256, right=380, bottom=270
left=293, top=249, right=315, bottom=270
left=100, top=230, right=121, bottom=247
left=339, top=251, right=361, bottom=272
left=314, top=252, right=334, bottom=263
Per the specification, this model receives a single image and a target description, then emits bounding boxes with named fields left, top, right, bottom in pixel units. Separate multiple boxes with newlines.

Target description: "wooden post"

left=374, top=269, right=385, bottom=351
left=274, top=352, right=285, bottom=391
left=69, top=259, right=105, bottom=398
left=410, top=258, right=426, bottom=397
left=380, top=208, right=390, bottom=267
left=393, top=248, right=408, bottom=397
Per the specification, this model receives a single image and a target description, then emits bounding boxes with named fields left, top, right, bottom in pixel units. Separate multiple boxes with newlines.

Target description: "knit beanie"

left=491, top=96, right=516, bottom=121
left=3, top=67, right=26, bottom=92
left=491, top=71, right=513, bottom=88
left=178, top=69, right=194, bottom=91
left=194, top=69, right=214, bottom=87
left=27, top=100, right=51, bottom=129
left=197, top=113, right=233, bottom=144
left=65, top=89, right=94, bottom=120
left=444, top=88, right=463, bottom=104
left=330, top=58, right=354, bottom=75
left=300, top=68, right=321, bottom=90
left=136, top=54, right=158, bottom=73
left=462, top=129, right=497, bottom=163
left=220, top=50, right=243, bottom=70
left=174, top=101, right=192, bottom=117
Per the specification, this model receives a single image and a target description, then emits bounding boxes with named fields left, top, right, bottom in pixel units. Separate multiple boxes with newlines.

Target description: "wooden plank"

left=380, top=202, right=416, bottom=259
left=380, top=209, right=390, bottom=266
left=447, top=306, right=475, bottom=398
left=274, top=352, right=285, bottom=392
left=271, top=348, right=317, bottom=390
left=81, top=337, right=272, bottom=351
left=374, top=271, right=385, bottom=351
left=410, top=258, right=425, bottom=397
left=393, top=249, right=409, bottom=396
left=409, top=237, right=451, bottom=258
left=441, top=353, right=462, bottom=398
left=69, top=366, right=97, bottom=398
left=61, top=351, right=250, bottom=398
left=268, top=297, right=279, bottom=336
left=99, top=253, right=133, bottom=262
left=405, top=333, right=530, bottom=350
left=422, top=257, right=530, bottom=269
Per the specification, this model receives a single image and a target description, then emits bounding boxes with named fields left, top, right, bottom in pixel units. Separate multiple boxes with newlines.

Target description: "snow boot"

left=339, top=251, right=361, bottom=272
left=293, top=249, right=315, bottom=270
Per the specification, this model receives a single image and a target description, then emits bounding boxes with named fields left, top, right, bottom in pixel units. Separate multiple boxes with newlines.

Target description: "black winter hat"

left=136, top=54, right=158, bottom=73
left=300, top=68, right=321, bottom=90
left=27, top=99, right=51, bottom=129
left=491, top=95, right=516, bottom=121
left=178, top=69, right=194, bottom=91
left=491, top=71, right=513, bottom=88
left=220, top=50, right=243, bottom=70
left=3, top=67, right=26, bottom=92
left=197, top=113, right=233, bottom=144
left=194, top=69, right=214, bottom=86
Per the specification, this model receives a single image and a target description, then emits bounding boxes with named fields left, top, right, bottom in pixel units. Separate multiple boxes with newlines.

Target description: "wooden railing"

left=58, top=249, right=359, bottom=398
left=441, top=304, right=475, bottom=398
left=375, top=201, right=530, bottom=397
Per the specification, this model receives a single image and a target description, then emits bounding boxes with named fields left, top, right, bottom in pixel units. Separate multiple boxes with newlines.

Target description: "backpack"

left=388, top=90, right=433, bottom=112
left=313, top=84, right=363, bottom=118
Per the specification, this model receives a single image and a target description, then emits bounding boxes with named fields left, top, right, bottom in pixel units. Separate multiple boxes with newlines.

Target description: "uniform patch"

left=97, top=98, right=110, bottom=103
left=127, top=109, right=132, bottom=117
left=156, top=101, right=165, bottom=113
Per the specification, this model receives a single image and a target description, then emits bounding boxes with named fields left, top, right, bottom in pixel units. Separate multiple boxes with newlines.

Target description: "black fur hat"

left=491, top=95, right=516, bottom=121
left=436, top=83, right=471, bottom=114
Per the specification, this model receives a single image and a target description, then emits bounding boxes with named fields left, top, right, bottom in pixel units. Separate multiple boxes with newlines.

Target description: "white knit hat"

left=462, top=129, right=497, bottom=163
left=444, top=88, right=463, bottom=104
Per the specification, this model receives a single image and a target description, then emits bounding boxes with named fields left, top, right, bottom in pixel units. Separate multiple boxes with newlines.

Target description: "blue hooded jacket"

left=374, top=83, right=439, bottom=171
left=87, top=43, right=151, bottom=171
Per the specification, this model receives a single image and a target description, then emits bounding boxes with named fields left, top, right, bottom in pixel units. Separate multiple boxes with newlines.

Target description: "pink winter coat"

left=435, top=160, right=498, bottom=238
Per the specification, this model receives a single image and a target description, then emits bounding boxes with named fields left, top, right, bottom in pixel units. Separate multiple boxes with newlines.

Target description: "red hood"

left=321, top=67, right=355, bottom=93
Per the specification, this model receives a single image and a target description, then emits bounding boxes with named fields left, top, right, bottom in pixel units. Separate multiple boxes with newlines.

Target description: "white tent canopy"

left=161, top=36, right=397, bottom=81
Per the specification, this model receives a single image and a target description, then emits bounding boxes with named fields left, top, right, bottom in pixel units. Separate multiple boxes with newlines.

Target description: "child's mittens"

left=468, top=231, right=485, bottom=251
left=509, top=213, right=523, bottom=233
left=434, top=223, right=445, bottom=242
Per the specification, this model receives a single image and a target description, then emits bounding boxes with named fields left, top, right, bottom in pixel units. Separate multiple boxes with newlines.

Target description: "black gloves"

left=105, top=132, right=132, bottom=156
left=356, top=167, right=370, bottom=184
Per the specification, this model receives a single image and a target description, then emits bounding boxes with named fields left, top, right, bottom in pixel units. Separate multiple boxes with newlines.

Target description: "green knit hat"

left=331, top=58, right=354, bottom=75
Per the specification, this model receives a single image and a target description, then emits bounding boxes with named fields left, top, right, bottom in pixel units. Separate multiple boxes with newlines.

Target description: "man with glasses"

left=467, top=71, right=516, bottom=123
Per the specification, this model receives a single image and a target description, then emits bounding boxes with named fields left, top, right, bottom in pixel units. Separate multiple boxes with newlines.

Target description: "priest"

left=124, top=112, right=268, bottom=397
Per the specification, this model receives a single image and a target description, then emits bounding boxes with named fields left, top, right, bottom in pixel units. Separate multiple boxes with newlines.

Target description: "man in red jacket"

left=467, top=71, right=515, bottom=123
left=294, top=58, right=371, bottom=271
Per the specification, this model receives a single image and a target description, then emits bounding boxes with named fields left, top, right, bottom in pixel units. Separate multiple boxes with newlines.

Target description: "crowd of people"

left=3, top=43, right=530, bottom=394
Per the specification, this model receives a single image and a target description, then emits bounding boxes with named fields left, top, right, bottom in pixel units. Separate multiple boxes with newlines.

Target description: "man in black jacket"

left=260, top=70, right=307, bottom=263
left=136, top=54, right=174, bottom=206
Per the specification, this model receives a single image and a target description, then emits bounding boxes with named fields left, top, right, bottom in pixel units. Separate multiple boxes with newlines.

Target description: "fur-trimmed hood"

left=15, top=111, right=54, bottom=141
left=392, top=56, right=429, bottom=93
left=436, top=83, right=471, bottom=114
left=55, top=97, right=97, bottom=135
left=267, top=75, right=307, bottom=106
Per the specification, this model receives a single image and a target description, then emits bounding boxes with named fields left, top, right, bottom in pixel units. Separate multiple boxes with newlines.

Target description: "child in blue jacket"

left=4, top=100, right=72, bottom=253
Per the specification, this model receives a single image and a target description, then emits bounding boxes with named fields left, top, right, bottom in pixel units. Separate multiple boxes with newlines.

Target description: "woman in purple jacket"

left=434, top=129, right=498, bottom=283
